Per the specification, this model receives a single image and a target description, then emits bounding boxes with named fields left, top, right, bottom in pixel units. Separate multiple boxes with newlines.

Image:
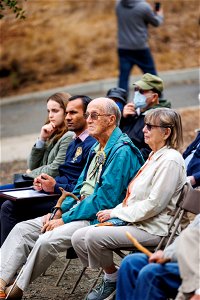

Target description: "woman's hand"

left=40, top=122, right=56, bottom=141
left=96, top=209, right=113, bottom=223
left=26, top=168, right=31, bottom=174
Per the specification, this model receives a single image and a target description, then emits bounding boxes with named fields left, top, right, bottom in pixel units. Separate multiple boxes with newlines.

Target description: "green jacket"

left=61, top=127, right=144, bottom=224
left=27, top=131, right=74, bottom=178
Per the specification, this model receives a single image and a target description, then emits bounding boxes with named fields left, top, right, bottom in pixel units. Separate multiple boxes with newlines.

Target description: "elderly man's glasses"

left=144, top=123, right=172, bottom=131
left=85, top=112, right=112, bottom=120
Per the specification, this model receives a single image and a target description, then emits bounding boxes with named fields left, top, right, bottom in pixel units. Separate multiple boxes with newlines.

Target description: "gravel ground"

left=0, top=107, right=199, bottom=299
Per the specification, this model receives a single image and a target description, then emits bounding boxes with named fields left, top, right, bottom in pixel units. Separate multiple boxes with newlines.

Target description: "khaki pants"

left=0, top=217, right=90, bottom=291
left=71, top=225, right=161, bottom=269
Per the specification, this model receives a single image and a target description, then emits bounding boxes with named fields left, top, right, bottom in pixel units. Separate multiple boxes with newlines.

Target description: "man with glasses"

left=120, top=73, right=171, bottom=160
left=0, top=98, right=144, bottom=299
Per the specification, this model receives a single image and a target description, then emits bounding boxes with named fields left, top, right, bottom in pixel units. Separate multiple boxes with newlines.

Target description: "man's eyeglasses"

left=84, top=112, right=112, bottom=120
left=144, top=123, right=172, bottom=131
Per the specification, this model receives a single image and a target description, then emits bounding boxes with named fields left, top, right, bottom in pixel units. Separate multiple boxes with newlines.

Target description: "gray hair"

left=144, top=108, right=183, bottom=150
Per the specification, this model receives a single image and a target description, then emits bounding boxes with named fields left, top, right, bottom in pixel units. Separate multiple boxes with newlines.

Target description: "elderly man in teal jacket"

left=0, top=98, right=143, bottom=299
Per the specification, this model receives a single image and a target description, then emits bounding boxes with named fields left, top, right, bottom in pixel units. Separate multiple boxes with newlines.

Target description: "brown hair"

left=46, top=92, right=71, bottom=144
left=144, top=108, right=183, bottom=150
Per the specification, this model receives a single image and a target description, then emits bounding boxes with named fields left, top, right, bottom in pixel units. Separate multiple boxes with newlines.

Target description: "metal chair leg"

left=70, top=266, right=87, bottom=294
left=55, top=259, right=71, bottom=286
left=85, top=268, right=103, bottom=299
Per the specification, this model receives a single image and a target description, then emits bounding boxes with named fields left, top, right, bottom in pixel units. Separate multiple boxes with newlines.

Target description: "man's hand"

left=123, top=103, right=136, bottom=118
left=33, top=173, right=56, bottom=193
left=42, top=209, right=62, bottom=226
left=96, top=209, right=113, bottom=223
left=149, top=250, right=164, bottom=263
left=41, top=218, right=64, bottom=233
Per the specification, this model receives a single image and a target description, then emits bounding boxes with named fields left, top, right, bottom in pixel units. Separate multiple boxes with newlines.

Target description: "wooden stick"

left=49, top=187, right=79, bottom=220
left=126, top=232, right=153, bottom=257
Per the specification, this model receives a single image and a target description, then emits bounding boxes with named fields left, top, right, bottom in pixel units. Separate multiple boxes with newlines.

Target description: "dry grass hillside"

left=0, top=0, right=199, bottom=97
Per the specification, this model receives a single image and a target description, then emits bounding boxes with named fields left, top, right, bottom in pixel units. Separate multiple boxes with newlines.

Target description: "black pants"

left=0, top=197, right=58, bottom=246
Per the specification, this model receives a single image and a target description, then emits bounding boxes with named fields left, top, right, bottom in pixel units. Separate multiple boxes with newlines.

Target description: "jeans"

left=116, top=253, right=181, bottom=300
left=118, top=48, right=157, bottom=93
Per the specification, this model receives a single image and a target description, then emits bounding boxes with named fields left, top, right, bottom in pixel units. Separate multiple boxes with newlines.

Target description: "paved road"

left=1, top=69, right=199, bottom=162
left=1, top=82, right=199, bottom=138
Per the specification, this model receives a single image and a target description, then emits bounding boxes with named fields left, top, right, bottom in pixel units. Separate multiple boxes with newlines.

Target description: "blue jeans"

left=118, top=48, right=157, bottom=93
left=116, top=253, right=181, bottom=300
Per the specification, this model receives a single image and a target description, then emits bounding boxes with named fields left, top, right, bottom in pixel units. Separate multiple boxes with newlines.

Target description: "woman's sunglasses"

left=144, top=123, right=172, bottom=131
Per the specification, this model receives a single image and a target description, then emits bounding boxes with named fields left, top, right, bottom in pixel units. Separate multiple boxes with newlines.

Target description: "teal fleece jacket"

left=61, top=127, right=144, bottom=225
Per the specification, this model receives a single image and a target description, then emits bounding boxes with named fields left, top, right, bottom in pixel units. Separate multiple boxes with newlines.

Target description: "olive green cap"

left=133, top=73, right=164, bottom=92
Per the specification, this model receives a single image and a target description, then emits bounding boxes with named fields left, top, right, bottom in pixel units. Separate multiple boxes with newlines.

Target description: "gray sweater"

left=116, top=0, right=163, bottom=50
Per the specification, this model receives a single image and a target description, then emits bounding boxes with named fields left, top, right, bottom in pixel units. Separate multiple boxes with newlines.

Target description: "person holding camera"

left=116, top=0, right=164, bottom=94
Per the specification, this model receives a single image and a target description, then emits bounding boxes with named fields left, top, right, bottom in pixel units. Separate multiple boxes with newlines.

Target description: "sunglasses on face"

left=144, top=123, right=172, bottom=131
left=134, top=86, right=151, bottom=95
left=84, top=112, right=112, bottom=120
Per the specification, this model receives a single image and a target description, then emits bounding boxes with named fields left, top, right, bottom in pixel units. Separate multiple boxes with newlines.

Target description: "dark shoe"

left=87, top=278, right=116, bottom=300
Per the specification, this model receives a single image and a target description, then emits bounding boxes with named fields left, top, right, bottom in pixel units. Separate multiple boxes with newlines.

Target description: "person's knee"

left=71, top=229, right=83, bottom=250
left=85, top=227, right=101, bottom=249
left=120, top=253, right=148, bottom=274
left=1, top=200, right=15, bottom=215
left=139, top=263, right=162, bottom=282
left=36, top=233, right=50, bottom=247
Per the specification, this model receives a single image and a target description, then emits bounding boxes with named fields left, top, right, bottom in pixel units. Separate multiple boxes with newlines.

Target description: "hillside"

left=0, top=0, right=199, bottom=97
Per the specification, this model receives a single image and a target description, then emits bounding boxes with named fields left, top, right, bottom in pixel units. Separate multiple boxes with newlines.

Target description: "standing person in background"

left=116, top=0, right=164, bottom=94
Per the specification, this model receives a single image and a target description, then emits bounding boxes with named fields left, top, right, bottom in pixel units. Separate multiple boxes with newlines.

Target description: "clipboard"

left=0, top=187, right=60, bottom=202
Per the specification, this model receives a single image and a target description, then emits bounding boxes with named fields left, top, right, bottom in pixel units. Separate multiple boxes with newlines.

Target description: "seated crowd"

left=0, top=74, right=199, bottom=300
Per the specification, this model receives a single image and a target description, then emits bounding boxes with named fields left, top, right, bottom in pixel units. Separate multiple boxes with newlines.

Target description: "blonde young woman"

left=71, top=108, right=187, bottom=300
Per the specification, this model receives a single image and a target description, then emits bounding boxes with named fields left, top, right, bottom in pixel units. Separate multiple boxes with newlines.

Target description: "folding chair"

left=55, top=247, right=86, bottom=294
left=114, top=182, right=200, bottom=259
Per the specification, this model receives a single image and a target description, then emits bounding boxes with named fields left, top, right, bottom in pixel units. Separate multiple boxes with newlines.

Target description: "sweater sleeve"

left=143, top=3, right=164, bottom=26
left=28, top=132, right=73, bottom=178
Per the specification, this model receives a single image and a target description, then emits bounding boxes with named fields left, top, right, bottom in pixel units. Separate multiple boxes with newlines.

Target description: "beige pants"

left=0, top=217, right=90, bottom=291
left=71, top=224, right=161, bottom=269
